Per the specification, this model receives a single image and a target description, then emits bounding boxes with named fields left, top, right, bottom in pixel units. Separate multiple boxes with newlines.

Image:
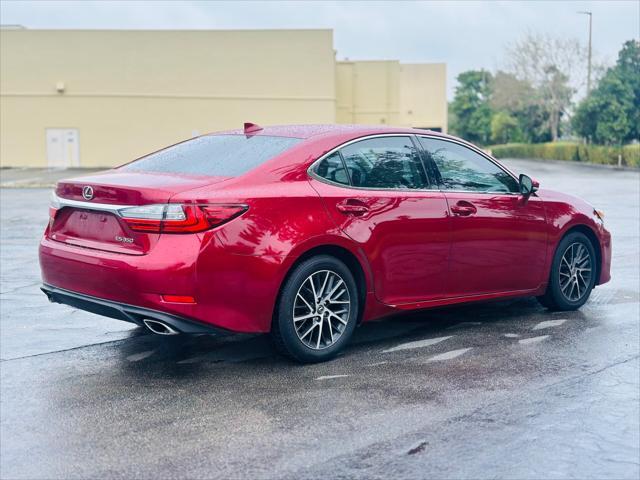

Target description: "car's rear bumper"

left=39, top=231, right=288, bottom=333
left=41, top=283, right=229, bottom=335
left=39, top=232, right=205, bottom=311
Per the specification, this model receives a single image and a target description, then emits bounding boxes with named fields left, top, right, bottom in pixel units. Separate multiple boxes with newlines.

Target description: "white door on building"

left=46, top=129, right=79, bottom=168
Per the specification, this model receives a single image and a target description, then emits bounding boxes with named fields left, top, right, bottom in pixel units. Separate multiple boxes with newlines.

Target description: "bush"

left=623, top=144, right=640, bottom=167
left=489, top=142, right=640, bottom=167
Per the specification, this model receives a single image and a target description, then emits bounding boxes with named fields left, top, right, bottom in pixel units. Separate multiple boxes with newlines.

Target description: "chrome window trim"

left=416, top=134, right=521, bottom=196
left=307, top=134, right=439, bottom=192
left=433, top=189, right=519, bottom=196
left=307, top=133, right=522, bottom=196
left=52, top=194, right=136, bottom=215
left=308, top=150, right=352, bottom=189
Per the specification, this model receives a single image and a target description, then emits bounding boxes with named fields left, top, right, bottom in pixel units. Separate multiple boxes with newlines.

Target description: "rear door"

left=309, top=135, right=451, bottom=305
left=417, top=136, right=547, bottom=296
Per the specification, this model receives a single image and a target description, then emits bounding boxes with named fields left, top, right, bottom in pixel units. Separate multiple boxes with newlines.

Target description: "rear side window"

left=121, top=135, right=301, bottom=177
left=313, top=152, right=350, bottom=185
left=340, top=137, right=427, bottom=189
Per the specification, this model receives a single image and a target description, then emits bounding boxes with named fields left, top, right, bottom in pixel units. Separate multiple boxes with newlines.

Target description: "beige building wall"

left=399, top=63, right=447, bottom=132
left=335, top=62, right=354, bottom=124
left=336, top=60, right=447, bottom=132
left=1, top=29, right=447, bottom=168
left=336, top=61, right=401, bottom=126
left=0, top=29, right=336, bottom=167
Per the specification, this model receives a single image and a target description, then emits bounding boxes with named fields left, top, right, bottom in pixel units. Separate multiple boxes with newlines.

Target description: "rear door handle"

left=336, top=199, right=369, bottom=216
left=451, top=201, right=477, bottom=216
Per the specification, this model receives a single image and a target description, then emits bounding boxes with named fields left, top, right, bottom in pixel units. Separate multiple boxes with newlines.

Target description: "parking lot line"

left=518, top=335, right=550, bottom=345
left=316, top=374, right=350, bottom=381
left=382, top=336, right=453, bottom=353
left=426, top=348, right=472, bottom=362
left=533, top=319, right=567, bottom=330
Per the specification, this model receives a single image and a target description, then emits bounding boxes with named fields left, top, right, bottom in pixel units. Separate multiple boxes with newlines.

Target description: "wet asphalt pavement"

left=1, top=159, right=639, bottom=479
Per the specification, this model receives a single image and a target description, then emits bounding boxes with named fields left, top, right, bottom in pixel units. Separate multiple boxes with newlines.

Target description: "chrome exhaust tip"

left=143, top=319, right=179, bottom=335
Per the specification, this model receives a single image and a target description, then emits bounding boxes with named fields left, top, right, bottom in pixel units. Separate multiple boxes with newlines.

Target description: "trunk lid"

left=50, top=170, right=229, bottom=255
left=55, top=170, right=224, bottom=205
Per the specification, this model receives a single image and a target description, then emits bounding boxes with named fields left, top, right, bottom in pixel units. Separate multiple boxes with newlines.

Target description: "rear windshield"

left=121, top=135, right=301, bottom=177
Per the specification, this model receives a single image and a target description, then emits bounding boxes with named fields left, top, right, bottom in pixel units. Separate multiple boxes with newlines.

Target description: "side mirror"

left=519, top=174, right=539, bottom=196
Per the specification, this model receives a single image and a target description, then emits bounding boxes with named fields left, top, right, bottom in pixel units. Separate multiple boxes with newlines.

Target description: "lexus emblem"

left=82, top=186, right=94, bottom=200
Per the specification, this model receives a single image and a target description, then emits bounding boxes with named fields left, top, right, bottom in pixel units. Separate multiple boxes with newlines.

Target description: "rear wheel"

left=537, top=232, right=597, bottom=311
left=272, top=255, right=359, bottom=363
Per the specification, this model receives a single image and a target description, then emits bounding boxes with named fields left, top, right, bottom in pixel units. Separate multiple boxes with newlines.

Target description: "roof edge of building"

left=0, top=27, right=334, bottom=33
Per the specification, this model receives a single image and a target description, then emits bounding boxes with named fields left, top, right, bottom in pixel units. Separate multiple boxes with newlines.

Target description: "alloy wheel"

left=559, top=242, right=592, bottom=302
left=292, top=270, right=351, bottom=350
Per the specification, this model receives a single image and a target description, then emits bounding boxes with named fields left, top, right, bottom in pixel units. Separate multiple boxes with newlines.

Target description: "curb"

left=501, top=157, right=639, bottom=172
left=1, top=183, right=56, bottom=189
left=0, top=167, right=105, bottom=189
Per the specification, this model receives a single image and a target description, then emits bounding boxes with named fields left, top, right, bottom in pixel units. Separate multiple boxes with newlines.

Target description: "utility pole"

left=578, top=11, right=593, bottom=95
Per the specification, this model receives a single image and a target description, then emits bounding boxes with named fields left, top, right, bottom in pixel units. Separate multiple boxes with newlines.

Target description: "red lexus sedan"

left=40, top=124, right=611, bottom=362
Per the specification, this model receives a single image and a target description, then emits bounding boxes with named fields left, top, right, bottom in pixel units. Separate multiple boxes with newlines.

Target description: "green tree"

left=539, top=65, right=573, bottom=141
left=615, top=40, right=640, bottom=141
left=450, top=70, right=493, bottom=145
left=490, top=71, right=534, bottom=113
left=573, top=74, right=633, bottom=144
left=490, top=71, right=551, bottom=143
left=516, top=104, right=552, bottom=143
left=490, top=111, right=521, bottom=144
left=505, top=33, right=584, bottom=141
left=573, top=40, right=640, bottom=144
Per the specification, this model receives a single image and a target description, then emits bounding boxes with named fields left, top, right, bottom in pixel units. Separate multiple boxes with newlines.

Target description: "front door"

left=309, top=136, right=451, bottom=305
left=418, top=136, right=548, bottom=297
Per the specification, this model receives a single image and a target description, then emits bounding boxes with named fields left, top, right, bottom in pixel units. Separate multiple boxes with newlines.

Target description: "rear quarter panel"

left=171, top=178, right=372, bottom=332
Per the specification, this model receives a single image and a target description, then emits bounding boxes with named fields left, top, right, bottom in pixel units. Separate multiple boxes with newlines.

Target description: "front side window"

left=313, top=152, right=350, bottom=185
left=121, top=135, right=301, bottom=177
left=418, top=137, right=518, bottom=193
left=340, top=137, right=427, bottom=189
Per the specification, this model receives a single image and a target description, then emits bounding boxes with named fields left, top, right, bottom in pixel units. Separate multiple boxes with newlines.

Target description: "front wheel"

left=537, top=232, right=597, bottom=311
left=271, top=255, right=359, bottom=363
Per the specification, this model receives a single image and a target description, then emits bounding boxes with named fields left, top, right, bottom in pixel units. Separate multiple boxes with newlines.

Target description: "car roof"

left=211, top=124, right=454, bottom=141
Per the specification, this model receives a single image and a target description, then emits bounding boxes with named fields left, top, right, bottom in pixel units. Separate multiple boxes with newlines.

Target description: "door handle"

left=336, top=199, right=369, bottom=216
left=451, top=201, right=477, bottom=216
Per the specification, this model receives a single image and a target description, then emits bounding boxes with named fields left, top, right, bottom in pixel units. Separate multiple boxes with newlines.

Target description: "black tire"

left=537, top=232, right=597, bottom=311
left=272, top=255, right=359, bottom=363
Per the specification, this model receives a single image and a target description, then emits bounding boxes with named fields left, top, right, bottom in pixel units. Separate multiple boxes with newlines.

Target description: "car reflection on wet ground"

left=1, top=159, right=638, bottom=479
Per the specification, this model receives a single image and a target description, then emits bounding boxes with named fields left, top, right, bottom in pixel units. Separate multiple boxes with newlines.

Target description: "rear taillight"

left=118, top=204, right=248, bottom=233
left=48, top=192, right=60, bottom=228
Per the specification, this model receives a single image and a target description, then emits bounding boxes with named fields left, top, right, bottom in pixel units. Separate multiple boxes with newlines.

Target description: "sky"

left=1, top=0, right=638, bottom=99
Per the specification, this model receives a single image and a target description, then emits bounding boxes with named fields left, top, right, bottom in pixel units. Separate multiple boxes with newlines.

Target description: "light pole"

left=578, top=11, right=593, bottom=95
